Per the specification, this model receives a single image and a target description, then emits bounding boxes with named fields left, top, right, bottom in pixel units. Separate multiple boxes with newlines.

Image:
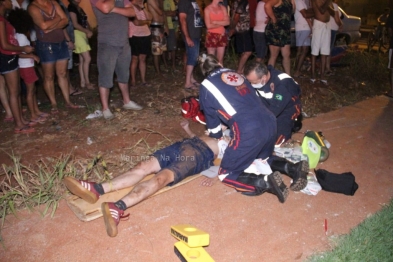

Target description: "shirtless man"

left=147, top=0, right=167, bottom=75
left=310, top=0, right=333, bottom=85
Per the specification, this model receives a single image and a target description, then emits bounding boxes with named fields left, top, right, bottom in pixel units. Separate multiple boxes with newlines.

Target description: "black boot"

left=270, top=158, right=309, bottom=191
left=237, top=172, right=289, bottom=203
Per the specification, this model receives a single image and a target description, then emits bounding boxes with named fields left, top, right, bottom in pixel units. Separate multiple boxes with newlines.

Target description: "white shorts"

left=311, top=19, right=331, bottom=56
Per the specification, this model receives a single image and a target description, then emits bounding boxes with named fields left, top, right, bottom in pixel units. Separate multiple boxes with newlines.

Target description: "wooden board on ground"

left=64, top=174, right=202, bottom=222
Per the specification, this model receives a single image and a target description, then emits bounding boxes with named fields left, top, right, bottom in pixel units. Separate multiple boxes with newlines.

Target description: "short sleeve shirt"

left=178, top=0, right=203, bottom=39
left=234, top=0, right=250, bottom=33
left=294, top=0, right=310, bottom=31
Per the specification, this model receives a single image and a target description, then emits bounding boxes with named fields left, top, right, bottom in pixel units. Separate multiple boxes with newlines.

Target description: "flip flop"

left=184, top=85, right=198, bottom=92
left=14, top=126, right=35, bottom=134
left=39, top=112, right=50, bottom=118
left=70, top=89, right=83, bottom=96
left=66, top=104, right=84, bottom=109
left=4, top=116, right=14, bottom=122
left=30, top=116, right=47, bottom=124
left=140, top=82, right=152, bottom=88
left=51, top=108, right=59, bottom=114
left=192, top=82, right=201, bottom=87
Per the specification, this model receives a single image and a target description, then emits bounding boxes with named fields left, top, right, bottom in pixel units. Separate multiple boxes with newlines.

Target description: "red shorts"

left=205, top=31, right=228, bottom=48
left=19, top=67, right=38, bottom=84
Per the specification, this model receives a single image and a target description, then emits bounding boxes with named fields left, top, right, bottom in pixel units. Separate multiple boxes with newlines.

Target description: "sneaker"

left=123, top=101, right=143, bottom=110
left=63, top=176, right=100, bottom=204
left=101, top=202, right=129, bottom=237
left=103, top=109, right=114, bottom=120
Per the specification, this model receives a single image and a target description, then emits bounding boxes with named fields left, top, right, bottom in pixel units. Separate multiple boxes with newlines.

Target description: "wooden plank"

left=64, top=174, right=201, bottom=221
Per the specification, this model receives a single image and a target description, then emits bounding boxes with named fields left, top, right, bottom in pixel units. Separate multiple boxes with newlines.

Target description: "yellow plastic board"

left=171, top=224, right=210, bottom=248
left=174, top=241, right=214, bottom=262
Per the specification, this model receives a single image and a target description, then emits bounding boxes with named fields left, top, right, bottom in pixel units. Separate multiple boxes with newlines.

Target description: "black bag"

left=315, top=169, right=359, bottom=196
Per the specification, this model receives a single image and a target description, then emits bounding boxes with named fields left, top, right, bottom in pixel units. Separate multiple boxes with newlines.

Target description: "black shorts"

left=152, top=137, right=214, bottom=185
left=0, top=53, right=18, bottom=74
left=235, top=30, right=253, bottom=53
left=129, top=35, right=151, bottom=56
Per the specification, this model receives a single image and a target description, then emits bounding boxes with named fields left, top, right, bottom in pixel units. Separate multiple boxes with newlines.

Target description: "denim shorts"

left=36, top=40, right=69, bottom=64
left=97, top=43, right=131, bottom=88
left=184, top=38, right=200, bottom=66
left=152, top=136, right=214, bottom=185
left=0, top=53, right=18, bottom=74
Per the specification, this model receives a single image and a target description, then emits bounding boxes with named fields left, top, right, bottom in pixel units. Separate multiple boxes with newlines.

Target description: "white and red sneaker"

left=101, top=202, right=129, bottom=237
left=63, top=176, right=100, bottom=204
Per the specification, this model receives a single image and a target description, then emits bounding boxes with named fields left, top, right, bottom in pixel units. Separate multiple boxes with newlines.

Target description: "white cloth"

left=254, top=1, right=268, bottom=33
left=294, top=0, right=310, bottom=31
left=328, top=3, right=341, bottom=31
left=15, top=33, right=34, bottom=68
left=11, top=0, right=29, bottom=10
left=311, top=19, right=331, bottom=56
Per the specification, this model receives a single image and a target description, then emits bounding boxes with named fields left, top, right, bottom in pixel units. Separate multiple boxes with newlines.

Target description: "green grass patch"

left=307, top=199, right=393, bottom=261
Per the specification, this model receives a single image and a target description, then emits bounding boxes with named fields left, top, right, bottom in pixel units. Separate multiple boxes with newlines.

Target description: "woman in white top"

left=253, top=0, right=268, bottom=62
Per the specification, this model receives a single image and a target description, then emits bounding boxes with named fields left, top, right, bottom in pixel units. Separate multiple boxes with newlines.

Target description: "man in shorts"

left=178, top=0, right=203, bottom=89
left=90, top=0, right=142, bottom=120
left=63, top=120, right=289, bottom=237
left=148, top=0, right=167, bottom=75
left=310, top=0, right=332, bottom=85
left=163, top=0, right=178, bottom=71
left=293, top=0, right=312, bottom=78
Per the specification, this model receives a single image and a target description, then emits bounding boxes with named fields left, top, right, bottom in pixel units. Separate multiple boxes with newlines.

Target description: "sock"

left=114, top=200, right=127, bottom=211
left=93, top=183, right=105, bottom=195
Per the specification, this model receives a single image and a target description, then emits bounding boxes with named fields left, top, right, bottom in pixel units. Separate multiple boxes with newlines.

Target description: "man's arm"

left=94, top=0, right=135, bottom=16
left=179, top=12, right=194, bottom=46
left=299, top=9, right=313, bottom=30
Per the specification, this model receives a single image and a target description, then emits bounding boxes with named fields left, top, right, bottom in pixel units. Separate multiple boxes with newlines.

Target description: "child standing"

left=8, top=8, right=49, bottom=124
left=0, top=0, right=35, bottom=133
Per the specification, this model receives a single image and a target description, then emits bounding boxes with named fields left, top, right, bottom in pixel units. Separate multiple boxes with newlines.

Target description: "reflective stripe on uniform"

left=257, top=90, right=273, bottom=99
left=202, top=79, right=237, bottom=116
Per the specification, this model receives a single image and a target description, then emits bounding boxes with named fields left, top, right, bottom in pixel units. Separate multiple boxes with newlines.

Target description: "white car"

left=290, top=6, right=361, bottom=46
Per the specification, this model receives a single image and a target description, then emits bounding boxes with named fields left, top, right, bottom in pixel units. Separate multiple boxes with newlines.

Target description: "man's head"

left=244, top=61, right=269, bottom=88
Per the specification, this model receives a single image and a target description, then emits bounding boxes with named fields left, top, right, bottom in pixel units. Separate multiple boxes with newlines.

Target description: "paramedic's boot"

left=63, top=176, right=100, bottom=204
left=101, top=202, right=129, bottom=237
left=237, top=172, right=289, bottom=203
left=270, top=158, right=309, bottom=191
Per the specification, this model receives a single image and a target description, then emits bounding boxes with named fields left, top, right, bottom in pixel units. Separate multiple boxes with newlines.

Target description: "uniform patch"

left=221, top=72, right=244, bottom=86
left=275, top=94, right=283, bottom=101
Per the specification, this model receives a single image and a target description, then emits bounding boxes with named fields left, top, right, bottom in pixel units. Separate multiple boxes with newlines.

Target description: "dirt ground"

left=0, top=56, right=392, bottom=261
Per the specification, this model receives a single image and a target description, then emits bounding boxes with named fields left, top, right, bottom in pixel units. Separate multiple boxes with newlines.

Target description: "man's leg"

left=102, top=168, right=174, bottom=237
left=63, top=158, right=162, bottom=204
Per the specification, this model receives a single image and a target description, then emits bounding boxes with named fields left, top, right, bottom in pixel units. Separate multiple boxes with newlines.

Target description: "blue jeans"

left=184, top=38, right=200, bottom=66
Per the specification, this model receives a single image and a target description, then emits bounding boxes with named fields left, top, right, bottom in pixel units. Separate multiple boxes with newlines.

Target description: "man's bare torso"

left=147, top=0, right=165, bottom=23
left=311, top=0, right=331, bottom=23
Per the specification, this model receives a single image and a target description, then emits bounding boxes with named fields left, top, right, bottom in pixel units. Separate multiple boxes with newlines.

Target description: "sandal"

left=184, top=85, right=198, bottom=92
left=14, top=126, right=35, bottom=134
left=192, top=82, right=201, bottom=87
left=140, top=82, right=152, bottom=88
left=51, top=108, right=59, bottom=114
left=83, top=83, right=96, bottom=90
left=39, top=112, right=50, bottom=118
left=30, top=116, right=47, bottom=124
left=70, top=89, right=83, bottom=96
left=66, top=104, right=84, bottom=109
left=4, top=116, right=14, bottom=122
left=320, top=79, right=328, bottom=85
left=310, top=78, right=316, bottom=84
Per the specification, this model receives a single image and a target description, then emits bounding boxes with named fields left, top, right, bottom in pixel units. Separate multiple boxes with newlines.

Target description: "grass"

left=306, top=199, right=393, bottom=262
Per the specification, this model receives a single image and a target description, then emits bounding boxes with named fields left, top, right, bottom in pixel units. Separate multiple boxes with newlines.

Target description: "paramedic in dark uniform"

left=199, top=54, right=288, bottom=202
left=243, top=61, right=309, bottom=192
left=244, top=61, right=302, bottom=145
